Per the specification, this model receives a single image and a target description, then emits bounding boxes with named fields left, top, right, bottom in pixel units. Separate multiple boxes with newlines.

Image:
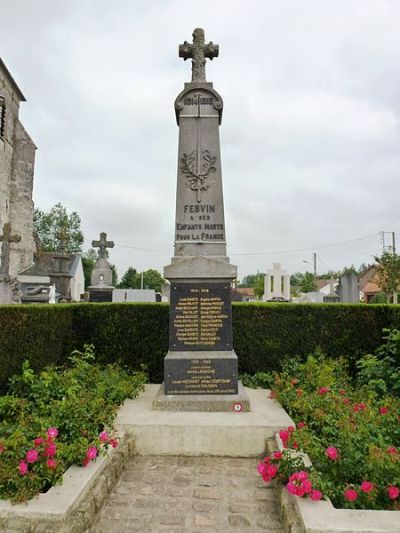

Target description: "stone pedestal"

left=88, top=255, right=114, bottom=302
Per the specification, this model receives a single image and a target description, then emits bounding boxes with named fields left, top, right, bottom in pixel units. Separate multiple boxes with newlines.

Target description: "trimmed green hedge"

left=1, top=303, right=400, bottom=392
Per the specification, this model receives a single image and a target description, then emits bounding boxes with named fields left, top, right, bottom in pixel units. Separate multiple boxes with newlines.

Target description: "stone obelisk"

left=154, top=28, right=249, bottom=412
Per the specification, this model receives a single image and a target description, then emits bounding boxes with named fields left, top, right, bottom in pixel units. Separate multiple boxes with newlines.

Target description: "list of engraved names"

left=170, top=282, right=232, bottom=351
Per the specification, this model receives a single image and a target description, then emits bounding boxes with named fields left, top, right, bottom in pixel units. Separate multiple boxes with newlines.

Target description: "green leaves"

left=33, top=202, right=84, bottom=253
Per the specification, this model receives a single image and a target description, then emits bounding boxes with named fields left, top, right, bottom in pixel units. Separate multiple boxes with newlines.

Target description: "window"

left=0, top=96, right=5, bottom=139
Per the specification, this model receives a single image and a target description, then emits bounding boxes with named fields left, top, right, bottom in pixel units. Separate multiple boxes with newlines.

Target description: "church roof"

left=0, top=57, right=26, bottom=102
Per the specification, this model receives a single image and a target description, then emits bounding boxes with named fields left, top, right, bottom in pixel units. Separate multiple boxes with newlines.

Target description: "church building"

left=0, top=57, right=36, bottom=277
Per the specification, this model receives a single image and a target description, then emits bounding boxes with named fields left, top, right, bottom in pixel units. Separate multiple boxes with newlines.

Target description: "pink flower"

left=339, top=389, right=346, bottom=396
left=387, top=447, right=397, bottom=455
left=99, top=431, right=109, bottom=443
left=46, top=459, right=57, bottom=469
left=26, top=449, right=39, bottom=464
left=297, top=422, right=305, bottom=429
left=82, top=457, right=90, bottom=467
left=288, top=426, right=295, bottom=433
left=47, top=427, right=58, bottom=439
left=109, top=438, right=118, bottom=449
left=266, top=463, right=279, bottom=478
left=344, top=488, right=358, bottom=502
left=0, top=443, right=4, bottom=454
left=302, top=479, right=312, bottom=494
left=318, top=387, right=330, bottom=395
left=360, top=481, right=374, bottom=493
left=342, top=398, right=350, bottom=405
left=287, top=482, right=297, bottom=495
left=86, top=446, right=97, bottom=460
left=44, top=442, right=57, bottom=457
left=326, top=446, right=339, bottom=461
left=379, top=407, right=389, bottom=415
left=388, top=486, right=400, bottom=500
left=19, top=461, right=28, bottom=475
left=273, top=451, right=283, bottom=460
left=34, top=437, right=45, bottom=446
left=279, top=430, right=290, bottom=448
left=291, top=378, right=299, bottom=386
left=310, top=489, right=323, bottom=501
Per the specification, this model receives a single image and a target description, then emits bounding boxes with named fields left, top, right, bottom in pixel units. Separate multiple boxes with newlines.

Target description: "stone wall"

left=0, top=62, right=36, bottom=277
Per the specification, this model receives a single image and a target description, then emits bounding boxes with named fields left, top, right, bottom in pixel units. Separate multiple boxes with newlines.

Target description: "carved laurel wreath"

left=181, top=150, right=216, bottom=202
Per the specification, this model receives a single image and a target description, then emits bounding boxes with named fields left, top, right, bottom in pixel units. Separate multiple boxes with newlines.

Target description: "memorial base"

left=152, top=381, right=250, bottom=412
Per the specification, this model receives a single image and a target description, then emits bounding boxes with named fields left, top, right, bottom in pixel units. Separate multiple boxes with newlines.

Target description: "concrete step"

left=115, top=384, right=293, bottom=457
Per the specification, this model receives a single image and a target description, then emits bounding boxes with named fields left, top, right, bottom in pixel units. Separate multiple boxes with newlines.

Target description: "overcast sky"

left=2, top=0, right=399, bottom=280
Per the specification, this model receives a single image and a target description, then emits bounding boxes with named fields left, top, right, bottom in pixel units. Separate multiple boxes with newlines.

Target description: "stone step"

left=115, top=384, right=293, bottom=457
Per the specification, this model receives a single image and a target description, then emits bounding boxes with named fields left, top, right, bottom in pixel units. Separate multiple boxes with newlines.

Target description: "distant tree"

left=81, top=249, right=97, bottom=289
left=239, top=273, right=265, bottom=299
left=374, top=252, right=400, bottom=303
left=33, top=202, right=84, bottom=253
left=118, top=268, right=164, bottom=292
left=300, top=272, right=316, bottom=293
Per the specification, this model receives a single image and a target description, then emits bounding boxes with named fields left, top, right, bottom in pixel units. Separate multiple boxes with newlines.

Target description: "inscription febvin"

left=169, top=282, right=232, bottom=351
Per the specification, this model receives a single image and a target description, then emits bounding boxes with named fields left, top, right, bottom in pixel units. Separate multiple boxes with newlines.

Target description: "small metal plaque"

left=169, top=282, right=232, bottom=351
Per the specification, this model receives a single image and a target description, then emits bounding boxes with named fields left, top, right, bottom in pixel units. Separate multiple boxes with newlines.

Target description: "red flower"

left=297, top=422, right=305, bottom=429
left=326, top=446, right=339, bottom=461
left=19, top=461, right=28, bottom=475
left=279, top=430, right=290, bottom=448
left=344, top=488, right=358, bottom=502
left=387, top=447, right=397, bottom=455
left=47, top=427, right=58, bottom=439
left=34, top=437, right=45, bottom=446
left=109, top=438, right=118, bottom=449
left=342, top=398, right=350, bottom=405
left=269, top=390, right=276, bottom=399
left=44, top=442, right=57, bottom=457
left=291, top=378, right=299, bottom=386
left=339, top=389, right=346, bottom=396
left=360, top=481, right=374, bottom=493
left=379, top=406, right=389, bottom=415
left=388, top=486, right=400, bottom=500
left=311, top=489, right=323, bottom=501
left=318, top=387, right=330, bottom=395
left=26, top=449, right=39, bottom=464
left=273, top=451, right=283, bottom=460
left=0, top=443, right=4, bottom=454
left=46, top=459, right=57, bottom=469
left=296, top=389, right=303, bottom=398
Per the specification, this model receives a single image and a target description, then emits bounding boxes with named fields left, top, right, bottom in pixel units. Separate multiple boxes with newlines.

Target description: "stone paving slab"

left=90, top=456, right=284, bottom=532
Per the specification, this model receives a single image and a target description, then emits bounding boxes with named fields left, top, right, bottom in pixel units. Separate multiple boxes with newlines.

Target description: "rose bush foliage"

left=0, top=345, right=146, bottom=502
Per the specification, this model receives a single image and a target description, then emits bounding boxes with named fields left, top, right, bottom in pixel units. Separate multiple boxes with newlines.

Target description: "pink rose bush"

left=257, top=353, right=400, bottom=510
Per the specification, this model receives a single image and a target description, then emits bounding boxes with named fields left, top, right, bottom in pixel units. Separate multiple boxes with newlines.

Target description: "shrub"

left=0, top=346, right=147, bottom=502
left=259, top=354, right=400, bottom=510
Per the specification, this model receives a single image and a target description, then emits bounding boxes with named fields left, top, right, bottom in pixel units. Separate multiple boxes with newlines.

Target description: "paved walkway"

left=91, top=455, right=284, bottom=532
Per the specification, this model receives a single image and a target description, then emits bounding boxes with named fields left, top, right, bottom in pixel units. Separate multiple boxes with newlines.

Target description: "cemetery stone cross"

left=56, top=229, right=68, bottom=253
left=92, top=232, right=114, bottom=259
left=179, top=28, right=219, bottom=82
left=0, top=223, right=21, bottom=278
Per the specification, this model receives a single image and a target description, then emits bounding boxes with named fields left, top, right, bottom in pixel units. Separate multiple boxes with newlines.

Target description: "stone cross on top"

left=56, top=228, right=68, bottom=253
left=0, top=222, right=21, bottom=277
left=179, top=28, right=219, bottom=82
left=92, top=232, right=114, bottom=259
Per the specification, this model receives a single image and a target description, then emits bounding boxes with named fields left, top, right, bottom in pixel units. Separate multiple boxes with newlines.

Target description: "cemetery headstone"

left=323, top=276, right=340, bottom=303
left=263, top=262, right=290, bottom=301
left=88, top=232, right=115, bottom=302
left=337, top=272, right=359, bottom=303
left=154, top=28, right=249, bottom=412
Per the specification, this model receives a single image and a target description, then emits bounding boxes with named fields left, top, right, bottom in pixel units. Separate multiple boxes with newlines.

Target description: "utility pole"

left=313, top=252, right=317, bottom=277
left=393, top=232, right=398, bottom=304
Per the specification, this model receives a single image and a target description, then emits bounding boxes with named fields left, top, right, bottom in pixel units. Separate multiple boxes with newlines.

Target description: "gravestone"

left=263, top=262, right=290, bottom=301
left=153, top=28, right=249, bottom=412
left=337, top=272, right=359, bottom=303
left=0, top=222, right=21, bottom=304
left=88, top=232, right=115, bottom=302
left=51, top=229, right=72, bottom=299
left=323, top=276, right=340, bottom=303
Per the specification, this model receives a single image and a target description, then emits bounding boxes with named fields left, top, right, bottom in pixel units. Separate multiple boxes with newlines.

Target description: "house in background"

left=231, top=287, right=257, bottom=302
left=358, top=265, right=381, bottom=303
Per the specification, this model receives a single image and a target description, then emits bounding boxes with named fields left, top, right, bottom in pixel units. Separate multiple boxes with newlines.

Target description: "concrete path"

left=91, top=455, right=284, bottom=532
